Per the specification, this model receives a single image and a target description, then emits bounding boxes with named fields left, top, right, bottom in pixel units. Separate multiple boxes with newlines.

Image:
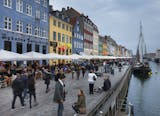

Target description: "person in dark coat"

left=118, top=62, right=122, bottom=72
left=102, top=76, right=111, bottom=91
left=43, top=68, right=52, bottom=93
left=53, top=74, right=66, bottom=116
left=11, top=73, right=25, bottom=109
left=28, top=73, right=37, bottom=108
left=21, top=71, right=28, bottom=100
left=81, top=66, right=86, bottom=78
left=75, top=65, right=80, bottom=80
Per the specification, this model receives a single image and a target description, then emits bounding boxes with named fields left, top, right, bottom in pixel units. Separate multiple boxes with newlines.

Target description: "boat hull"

left=132, top=66, right=151, bottom=78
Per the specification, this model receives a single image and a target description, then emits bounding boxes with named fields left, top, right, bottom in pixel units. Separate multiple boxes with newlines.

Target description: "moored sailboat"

left=132, top=22, right=151, bottom=77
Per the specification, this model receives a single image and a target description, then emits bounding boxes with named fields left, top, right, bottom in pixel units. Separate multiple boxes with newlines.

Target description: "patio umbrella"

left=68, top=54, right=82, bottom=60
left=23, top=51, right=46, bottom=60
left=0, top=49, right=30, bottom=61
left=45, top=53, right=63, bottom=60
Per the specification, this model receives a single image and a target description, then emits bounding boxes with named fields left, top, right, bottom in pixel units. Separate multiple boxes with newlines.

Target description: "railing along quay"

left=85, top=66, right=132, bottom=116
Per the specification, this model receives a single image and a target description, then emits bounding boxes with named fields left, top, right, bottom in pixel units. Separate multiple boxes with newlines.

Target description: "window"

left=62, top=34, right=65, bottom=42
left=4, top=0, right=12, bottom=8
left=16, top=20, right=23, bottom=32
left=66, top=25, right=68, bottom=31
left=26, top=4, right=32, bottom=16
left=43, top=0, right=47, bottom=7
left=4, top=17, right=12, bottom=30
left=16, top=42, right=22, bottom=54
left=62, top=23, right=65, bottom=29
left=35, top=10, right=40, bottom=20
left=4, top=41, right=11, bottom=51
left=66, top=35, right=68, bottom=43
left=53, top=31, right=56, bottom=41
left=70, top=27, right=72, bottom=32
left=16, top=0, right=23, bottom=13
left=70, top=37, right=72, bottom=43
left=35, top=27, right=40, bottom=36
left=27, top=44, right=32, bottom=52
left=53, top=20, right=56, bottom=26
left=26, top=24, right=32, bottom=34
left=35, top=44, right=39, bottom=52
left=58, top=33, right=61, bottom=42
left=42, top=29, right=47, bottom=37
left=35, top=0, right=40, bottom=4
left=42, top=12, right=47, bottom=22
left=58, top=22, right=61, bottom=28
left=42, top=45, right=46, bottom=54
left=77, top=26, right=79, bottom=32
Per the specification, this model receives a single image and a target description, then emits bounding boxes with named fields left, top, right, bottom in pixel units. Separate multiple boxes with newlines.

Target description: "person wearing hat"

left=53, top=73, right=66, bottom=116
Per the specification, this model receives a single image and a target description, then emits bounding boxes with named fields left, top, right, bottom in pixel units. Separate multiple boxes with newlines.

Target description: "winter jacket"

left=53, top=80, right=65, bottom=103
left=12, top=78, right=23, bottom=94
left=28, top=76, right=35, bottom=92
left=75, top=95, right=86, bottom=114
left=103, top=79, right=111, bottom=91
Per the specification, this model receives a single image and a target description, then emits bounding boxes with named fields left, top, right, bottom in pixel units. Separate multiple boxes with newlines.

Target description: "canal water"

left=127, top=62, right=160, bottom=116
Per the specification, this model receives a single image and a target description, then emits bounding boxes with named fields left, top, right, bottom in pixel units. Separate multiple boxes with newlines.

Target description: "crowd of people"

left=0, top=59, right=131, bottom=116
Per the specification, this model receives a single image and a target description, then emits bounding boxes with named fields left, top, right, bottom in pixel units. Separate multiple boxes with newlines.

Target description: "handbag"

left=93, top=76, right=96, bottom=81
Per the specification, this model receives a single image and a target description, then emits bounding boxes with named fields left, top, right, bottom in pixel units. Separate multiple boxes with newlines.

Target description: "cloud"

left=50, top=0, right=160, bottom=54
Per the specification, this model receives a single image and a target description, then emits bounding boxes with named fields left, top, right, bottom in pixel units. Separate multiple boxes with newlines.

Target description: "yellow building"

left=49, top=11, right=72, bottom=65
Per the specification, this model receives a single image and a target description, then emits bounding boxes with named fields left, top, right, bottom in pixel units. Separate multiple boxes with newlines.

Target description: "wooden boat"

left=132, top=22, right=151, bottom=77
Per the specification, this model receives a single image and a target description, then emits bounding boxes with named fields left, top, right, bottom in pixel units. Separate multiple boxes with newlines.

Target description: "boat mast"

left=139, top=21, right=145, bottom=63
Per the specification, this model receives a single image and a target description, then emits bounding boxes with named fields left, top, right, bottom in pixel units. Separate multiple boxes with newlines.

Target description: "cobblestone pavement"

left=0, top=65, right=129, bottom=116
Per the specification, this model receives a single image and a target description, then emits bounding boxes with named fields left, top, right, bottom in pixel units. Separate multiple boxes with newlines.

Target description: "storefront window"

left=35, top=44, right=39, bottom=52
left=27, top=44, right=32, bottom=52
left=16, top=42, right=22, bottom=54
left=4, top=41, right=11, bottom=51
left=42, top=45, right=46, bottom=54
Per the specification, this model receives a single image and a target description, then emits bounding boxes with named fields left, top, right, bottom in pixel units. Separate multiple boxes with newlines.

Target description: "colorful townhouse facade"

left=61, top=7, right=84, bottom=54
left=93, top=24, right=99, bottom=55
left=49, top=7, right=72, bottom=65
left=82, top=15, right=94, bottom=55
left=70, top=17, right=84, bottom=54
left=98, top=35, right=103, bottom=56
left=0, top=0, right=49, bottom=56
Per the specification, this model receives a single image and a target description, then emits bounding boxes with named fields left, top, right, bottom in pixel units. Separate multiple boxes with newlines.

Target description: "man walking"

left=11, top=73, right=25, bottom=109
left=53, top=75, right=66, bottom=116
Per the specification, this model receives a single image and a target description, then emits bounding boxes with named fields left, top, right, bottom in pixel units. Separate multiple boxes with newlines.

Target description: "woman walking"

left=88, top=69, right=97, bottom=94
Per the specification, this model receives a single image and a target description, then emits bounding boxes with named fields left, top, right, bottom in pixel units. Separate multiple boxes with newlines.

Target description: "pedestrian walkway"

left=0, top=65, right=129, bottom=116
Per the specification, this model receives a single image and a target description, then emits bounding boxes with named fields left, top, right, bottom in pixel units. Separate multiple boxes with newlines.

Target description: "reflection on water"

left=127, top=62, right=160, bottom=116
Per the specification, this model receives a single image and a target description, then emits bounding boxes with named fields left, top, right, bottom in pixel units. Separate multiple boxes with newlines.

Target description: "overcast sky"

left=50, top=0, right=160, bottom=54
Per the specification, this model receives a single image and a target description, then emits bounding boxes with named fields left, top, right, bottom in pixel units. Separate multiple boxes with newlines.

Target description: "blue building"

left=0, top=0, right=49, bottom=56
left=70, top=18, right=84, bottom=54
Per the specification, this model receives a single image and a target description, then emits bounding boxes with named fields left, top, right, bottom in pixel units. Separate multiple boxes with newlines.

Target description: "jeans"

left=22, top=88, right=28, bottom=99
left=58, top=102, right=64, bottom=116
